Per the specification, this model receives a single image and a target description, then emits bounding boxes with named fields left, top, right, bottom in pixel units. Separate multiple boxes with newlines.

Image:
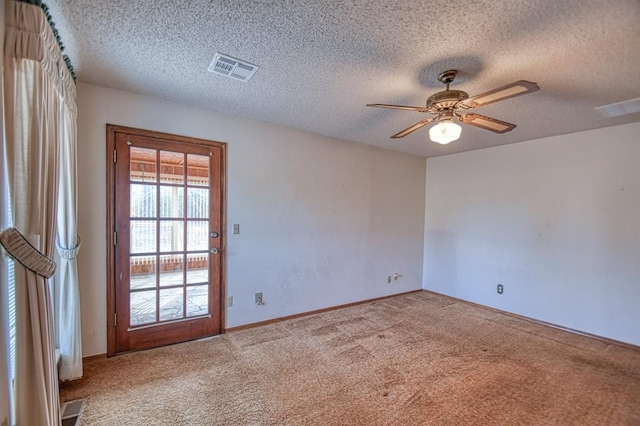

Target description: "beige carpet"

left=60, top=291, right=640, bottom=425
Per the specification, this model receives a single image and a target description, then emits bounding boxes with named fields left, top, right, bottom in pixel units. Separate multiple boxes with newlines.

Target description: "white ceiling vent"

left=208, top=53, right=259, bottom=82
left=594, top=97, right=640, bottom=118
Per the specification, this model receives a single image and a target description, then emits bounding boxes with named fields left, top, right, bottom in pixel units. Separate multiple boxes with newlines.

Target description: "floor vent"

left=594, top=97, right=640, bottom=118
left=208, top=53, right=259, bottom=82
left=61, top=399, right=85, bottom=426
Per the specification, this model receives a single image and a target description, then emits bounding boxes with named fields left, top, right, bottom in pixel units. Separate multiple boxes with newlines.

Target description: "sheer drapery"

left=56, top=105, right=82, bottom=381
left=3, top=1, right=78, bottom=424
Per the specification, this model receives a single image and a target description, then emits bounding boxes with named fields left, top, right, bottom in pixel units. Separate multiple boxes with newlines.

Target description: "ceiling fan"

left=367, top=70, right=539, bottom=144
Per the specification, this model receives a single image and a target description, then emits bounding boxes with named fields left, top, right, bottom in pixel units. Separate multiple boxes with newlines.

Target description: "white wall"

left=77, top=83, right=426, bottom=356
left=423, top=122, right=640, bottom=345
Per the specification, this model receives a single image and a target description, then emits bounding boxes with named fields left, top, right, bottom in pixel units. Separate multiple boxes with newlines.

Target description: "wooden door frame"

left=106, top=124, right=227, bottom=357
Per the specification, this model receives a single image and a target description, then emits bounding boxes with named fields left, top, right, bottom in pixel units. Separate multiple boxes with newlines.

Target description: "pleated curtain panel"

left=2, top=1, right=81, bottom=424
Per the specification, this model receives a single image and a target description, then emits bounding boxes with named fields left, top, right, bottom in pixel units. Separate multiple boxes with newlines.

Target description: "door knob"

left=210, top=248, right=220, bottom=254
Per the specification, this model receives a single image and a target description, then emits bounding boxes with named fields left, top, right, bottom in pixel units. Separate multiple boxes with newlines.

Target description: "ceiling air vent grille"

left=208, top=53, right=259, bottom=82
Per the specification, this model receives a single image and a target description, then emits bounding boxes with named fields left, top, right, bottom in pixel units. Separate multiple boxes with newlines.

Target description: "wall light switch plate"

left=227, top=296, right=233, bottom=307
left=233, top=224, right=240, bottom=234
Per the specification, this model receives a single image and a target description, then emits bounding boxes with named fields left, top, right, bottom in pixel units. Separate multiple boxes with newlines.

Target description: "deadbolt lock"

left=210, top=232, right=219, bottom=238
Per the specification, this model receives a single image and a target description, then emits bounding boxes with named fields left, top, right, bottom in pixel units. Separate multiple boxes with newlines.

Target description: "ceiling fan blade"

left=461, top=80, right=539, bottom=109
left=367, top=103, right=428, bottom=112
left=391, top=116, right=437, bottom=138
left=460, top=113, right=516, bottom=133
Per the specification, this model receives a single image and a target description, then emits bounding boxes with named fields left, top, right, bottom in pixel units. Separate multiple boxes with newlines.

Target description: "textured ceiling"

left=48, top=0, right=640, bottom=157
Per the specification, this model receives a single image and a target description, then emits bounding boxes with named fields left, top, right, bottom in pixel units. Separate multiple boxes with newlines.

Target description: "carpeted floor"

left=60, top=291, right=640, bottom=425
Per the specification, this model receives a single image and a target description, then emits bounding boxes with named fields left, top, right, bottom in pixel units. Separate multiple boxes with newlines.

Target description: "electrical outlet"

left=227, top=296, right=233, bottom=307
left=255, top=292, right=263, bottom=305
left=497, top=284, right=504, bottom=294
left=387, top=276, right=392, bottom=284
left=233, top=224, right=240, bottom=234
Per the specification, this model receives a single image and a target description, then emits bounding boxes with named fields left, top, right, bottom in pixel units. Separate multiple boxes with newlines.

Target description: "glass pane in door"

left=130, top=255, right=156, bottom=290
left=130, top=184, right=156, bottom=217
left=159, top=221, right=184, bottom=252
left=186, top=253, right=208, bottom=284
left=159, top=254, right=184, bottom=287
left=130, top=147, right=157, bottom=183
left=159, top=288, right=184, bottom=321
left=159, top=151, right=185, bottom=184
left=187, top=221, right=208, bottom=251
left=187, top=154, right=209, bottom=186
left=159, top=186, right=184, bottom=218
left=130, top=291, right=157, bottom=326
left=130, top=221, right=156, bottom=254
left=186, top=285, right=208, bottom=317
left=187, top=188, right=209, bottom=218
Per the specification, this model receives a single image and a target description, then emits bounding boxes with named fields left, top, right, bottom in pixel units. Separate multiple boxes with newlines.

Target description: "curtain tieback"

left=56, top=236, right=82, bottom=260
left=0, top=227, right=57, bottom=278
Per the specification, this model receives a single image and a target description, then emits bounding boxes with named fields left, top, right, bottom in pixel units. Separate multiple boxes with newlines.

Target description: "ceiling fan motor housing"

left=426, top=90, right=469, bottom=114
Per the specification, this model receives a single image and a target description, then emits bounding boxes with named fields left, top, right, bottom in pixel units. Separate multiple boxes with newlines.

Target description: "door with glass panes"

left=108, top=126, right=224, bottom=355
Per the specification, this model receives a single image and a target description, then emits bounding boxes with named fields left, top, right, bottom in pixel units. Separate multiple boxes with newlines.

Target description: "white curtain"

left=3, top=1, right=78, bottom=424
left=55, top=101, right=82, bottom=381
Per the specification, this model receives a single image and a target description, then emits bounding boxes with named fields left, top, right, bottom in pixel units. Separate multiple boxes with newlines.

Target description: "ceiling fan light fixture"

left=429, top=121, right=461, bottom=144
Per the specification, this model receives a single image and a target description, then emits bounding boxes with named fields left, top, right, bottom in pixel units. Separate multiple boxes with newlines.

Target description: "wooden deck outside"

left=129, top=269, right=209, bottom=326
